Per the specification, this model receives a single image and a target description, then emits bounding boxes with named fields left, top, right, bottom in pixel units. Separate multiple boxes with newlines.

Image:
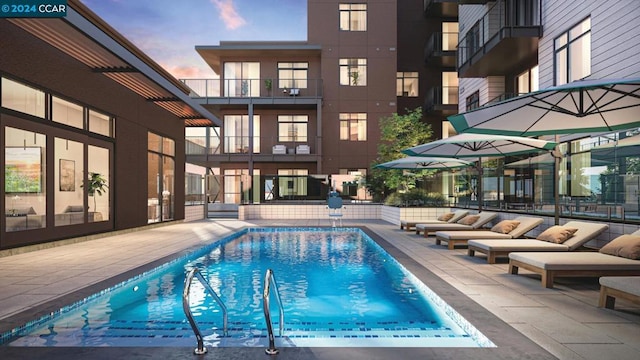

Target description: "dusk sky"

left=79, top=0, right=307, bottom=79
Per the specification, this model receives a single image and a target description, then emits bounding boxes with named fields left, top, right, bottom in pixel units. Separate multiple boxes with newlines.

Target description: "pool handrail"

left=182, top=267, right=229, bottom=355
left=263, top=268, right=284, bottom=355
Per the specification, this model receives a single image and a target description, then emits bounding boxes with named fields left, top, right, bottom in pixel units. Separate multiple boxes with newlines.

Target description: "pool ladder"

left=182, top=268, right=284, bottom=356
left=182, top=268, right=228, bottom=355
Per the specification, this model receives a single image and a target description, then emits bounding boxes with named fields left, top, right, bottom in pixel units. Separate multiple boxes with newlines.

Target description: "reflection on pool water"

left=4, top=228, right=495, bottom=348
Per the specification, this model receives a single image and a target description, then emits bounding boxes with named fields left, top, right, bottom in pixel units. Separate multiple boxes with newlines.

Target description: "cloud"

left=162, top=63, right=217, bottom=79
left=210, top=0, right=247, bottom=30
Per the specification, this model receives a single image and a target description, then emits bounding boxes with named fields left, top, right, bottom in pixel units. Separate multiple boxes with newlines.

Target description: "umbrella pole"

left=553, top=140, right=560, bottom=225
left=477, top=157, right=483, bottom=212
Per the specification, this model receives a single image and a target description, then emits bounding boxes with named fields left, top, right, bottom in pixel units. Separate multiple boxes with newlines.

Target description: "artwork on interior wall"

left=59, top=159, right=75, bottom=192
left=5, top=147, right=42, bottom=193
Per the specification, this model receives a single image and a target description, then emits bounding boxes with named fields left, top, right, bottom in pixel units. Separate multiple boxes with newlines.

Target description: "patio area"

left=0, top=218, right=639, bottom=359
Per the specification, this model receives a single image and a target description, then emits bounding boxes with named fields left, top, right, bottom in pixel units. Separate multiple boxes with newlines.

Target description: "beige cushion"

left=437, top=212, right=455, bottom=222
left=491, top=220, right=521, bottom=234
left=536, top=226, right=579, bottom=244
left=457, top=215, right=480, bottom=225
left=600, top=235, right=640, bottom=260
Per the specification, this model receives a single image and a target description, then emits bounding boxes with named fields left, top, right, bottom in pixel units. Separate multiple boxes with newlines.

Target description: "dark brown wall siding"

left=0, top=20, right=186, bottom=247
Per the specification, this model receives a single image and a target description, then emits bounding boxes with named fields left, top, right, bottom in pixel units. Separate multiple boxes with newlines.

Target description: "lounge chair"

left=416, top=212, right=497, bottom=238
left=467, top=221, right=609, bottom=263
left=598, top=276, right=640, bottom=309
left=508, top=230, right=640, bottom=288
left=434, top=216, right=544, bottom=250
left=401, top=209, right=469, bottom=232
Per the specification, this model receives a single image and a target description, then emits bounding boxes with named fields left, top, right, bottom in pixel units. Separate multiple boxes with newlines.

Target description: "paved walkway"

left=0, top=219, right=639, bottom=359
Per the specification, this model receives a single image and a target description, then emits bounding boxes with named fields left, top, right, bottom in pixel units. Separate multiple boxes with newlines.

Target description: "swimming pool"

left=3, top=227, right=495, bottom=348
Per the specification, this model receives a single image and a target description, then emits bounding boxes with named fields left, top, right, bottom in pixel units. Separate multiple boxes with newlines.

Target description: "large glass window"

left=54, top=137, right=84, bottom=226
left=442, top=22, right=459, bottom=51
left=4, top=127, right=47, bottom=232
left=339, top=3, right=367, bottom=31
left=223, top=62, right=260, bottom=97
left=339, top=113, right=367, bottom=141
left=278, top=115, right=308, bottom=142
left=278, top=169, right=308, bottom=198
left=442, top=72, right=459, bottom=105
left=396, top=72, right=418, bottom=97
left=89, top=109, right=113, bottom=137
left=147, top=132, right=175, bottom=223
left=517, top=65, right=540, bottom=95
left=555, top=17, right=591, bottom=85
left=52, top=96, right=84, bottom=129
left=278, top=62, right=308, bottom=89
left=339, top=58, right=367, bottom=86
left=87, top=145, right=110, bottom=222
left=224, top=115, right=260, bottom=153
left=224, top=169, right=260, bottom=204
left=1, top=77, right=45, bottom=118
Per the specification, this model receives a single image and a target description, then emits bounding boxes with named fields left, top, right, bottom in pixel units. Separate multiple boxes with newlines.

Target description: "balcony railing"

left=457, top=0, right=541, bottom=72
left=180, top=78, right=323, bottom=99
left=186, top=136, right=319, bottom=157
left=425, top=32, right=458, bottom=61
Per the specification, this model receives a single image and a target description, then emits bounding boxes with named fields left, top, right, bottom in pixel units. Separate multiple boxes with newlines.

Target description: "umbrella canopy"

left=449, top=77, right=640, bottom=136
left=448, top=77, right=640, bottom=224
left=374, top=156, right=473, bottom=170
left=402, top=133, right=557, bottom=211
left=402, top=133, right=557, bottom=158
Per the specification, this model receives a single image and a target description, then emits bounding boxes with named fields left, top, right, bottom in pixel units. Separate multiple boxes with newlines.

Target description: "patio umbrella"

left=402, top=133, right=557, bottom=211
left=448, top=77, right=640, bottom=223
left=374, top=156, right=473, bottom=170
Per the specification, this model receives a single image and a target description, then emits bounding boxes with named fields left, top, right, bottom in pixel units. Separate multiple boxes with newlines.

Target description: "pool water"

left=4, top=228, right=495, bottom=348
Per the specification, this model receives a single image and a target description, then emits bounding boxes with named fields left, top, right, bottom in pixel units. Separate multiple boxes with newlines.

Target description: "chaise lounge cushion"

left=437, top=216, right=543, bottom=241
left=509, top=252, right=640, bottom=271
left=536, top=225, right=579, bottom=244
left=491, top=220, right=521, bottom=234
left=458, top=215, right=480, bottom=225
left=599, top=235, right=640, bottom=260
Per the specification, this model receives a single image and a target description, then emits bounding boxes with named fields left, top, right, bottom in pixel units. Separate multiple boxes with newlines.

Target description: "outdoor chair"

left=434, top=216, right=544, bottom=250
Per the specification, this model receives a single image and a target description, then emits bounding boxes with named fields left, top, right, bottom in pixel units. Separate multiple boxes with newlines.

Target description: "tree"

left=365, top=107, right=433, bottom=201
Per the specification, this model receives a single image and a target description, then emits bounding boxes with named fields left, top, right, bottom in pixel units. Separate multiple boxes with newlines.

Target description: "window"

left=442, top=72, right=459, bottom=105
left=517, top=65, right=539, bottom=95
left=278, top=115, right=308, bottom=142
left=224, top=169, right=260, bottom=204
left=5, top=127, right=47, bottom=232
left=340, top=58, right=367, bottom=86
left=224, top=115, right=260, bottom=153
left=148, top=132, right=175, bottom=223
left=278, top=169, right=308, bottom=197
left=339, top=113, right=367, bottom=141
left=466, top=91, right=480, bottom=111
left=55, top=137, right=84, bottom=226
left=442, top=22, right=459, bottom=51
left=278, top=62, right=308, bottom=89
left=396, top=72, right=419, bottom=97
left=1, top=77, right=45, bottom=118
left=555, top=17, right=591, bottom=85
left=223, top=62, right=260, bottom=96
left=339, top=3, right=366, bottom=31
left=89, top=110, right=113, bottom=137
left=52, top=96, right=84, bottom=129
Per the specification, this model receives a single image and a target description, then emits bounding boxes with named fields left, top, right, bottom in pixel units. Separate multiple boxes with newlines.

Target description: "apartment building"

left=455, top=0, right=640, bottom=217
left=184, top=0, right=460, bottom=204
left=0, top=0, right=218, bottom=249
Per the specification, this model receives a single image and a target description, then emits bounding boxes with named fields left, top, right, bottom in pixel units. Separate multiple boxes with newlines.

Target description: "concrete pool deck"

left=0, top=219, right=639, bottom=359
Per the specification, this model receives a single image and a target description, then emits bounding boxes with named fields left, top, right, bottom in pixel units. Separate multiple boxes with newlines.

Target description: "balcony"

left=423, top=0, right=458, bottom=17
left=424, top=32, right=458, bottom=67
left=457, top=0, right=542, bottom=78
left=185, top=136, right=319, bottom=166
left=425, top=86, right=459, bottom=115
left=180, top=78, right=323, bottom=111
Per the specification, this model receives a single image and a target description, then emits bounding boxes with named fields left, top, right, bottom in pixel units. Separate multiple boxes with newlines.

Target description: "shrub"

left=383, top=189, right=446, bottom=207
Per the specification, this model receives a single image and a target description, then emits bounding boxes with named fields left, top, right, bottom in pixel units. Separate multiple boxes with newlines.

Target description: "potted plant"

left=86, top=172, right=108, bottom=212
left=264, top=78, right=273, bottom=96
left=350, top=71, right=360, bottom=86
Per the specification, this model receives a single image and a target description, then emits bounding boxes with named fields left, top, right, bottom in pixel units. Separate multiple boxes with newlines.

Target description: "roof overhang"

left=196, top=42, right=322, bottom=74
left=7, top=0, right=220, bottom=127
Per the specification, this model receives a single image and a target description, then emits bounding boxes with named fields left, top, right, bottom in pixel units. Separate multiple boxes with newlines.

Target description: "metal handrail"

left=262, top=268, right=284, bottom=355
left=183, top=268, right=228, bottom=355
